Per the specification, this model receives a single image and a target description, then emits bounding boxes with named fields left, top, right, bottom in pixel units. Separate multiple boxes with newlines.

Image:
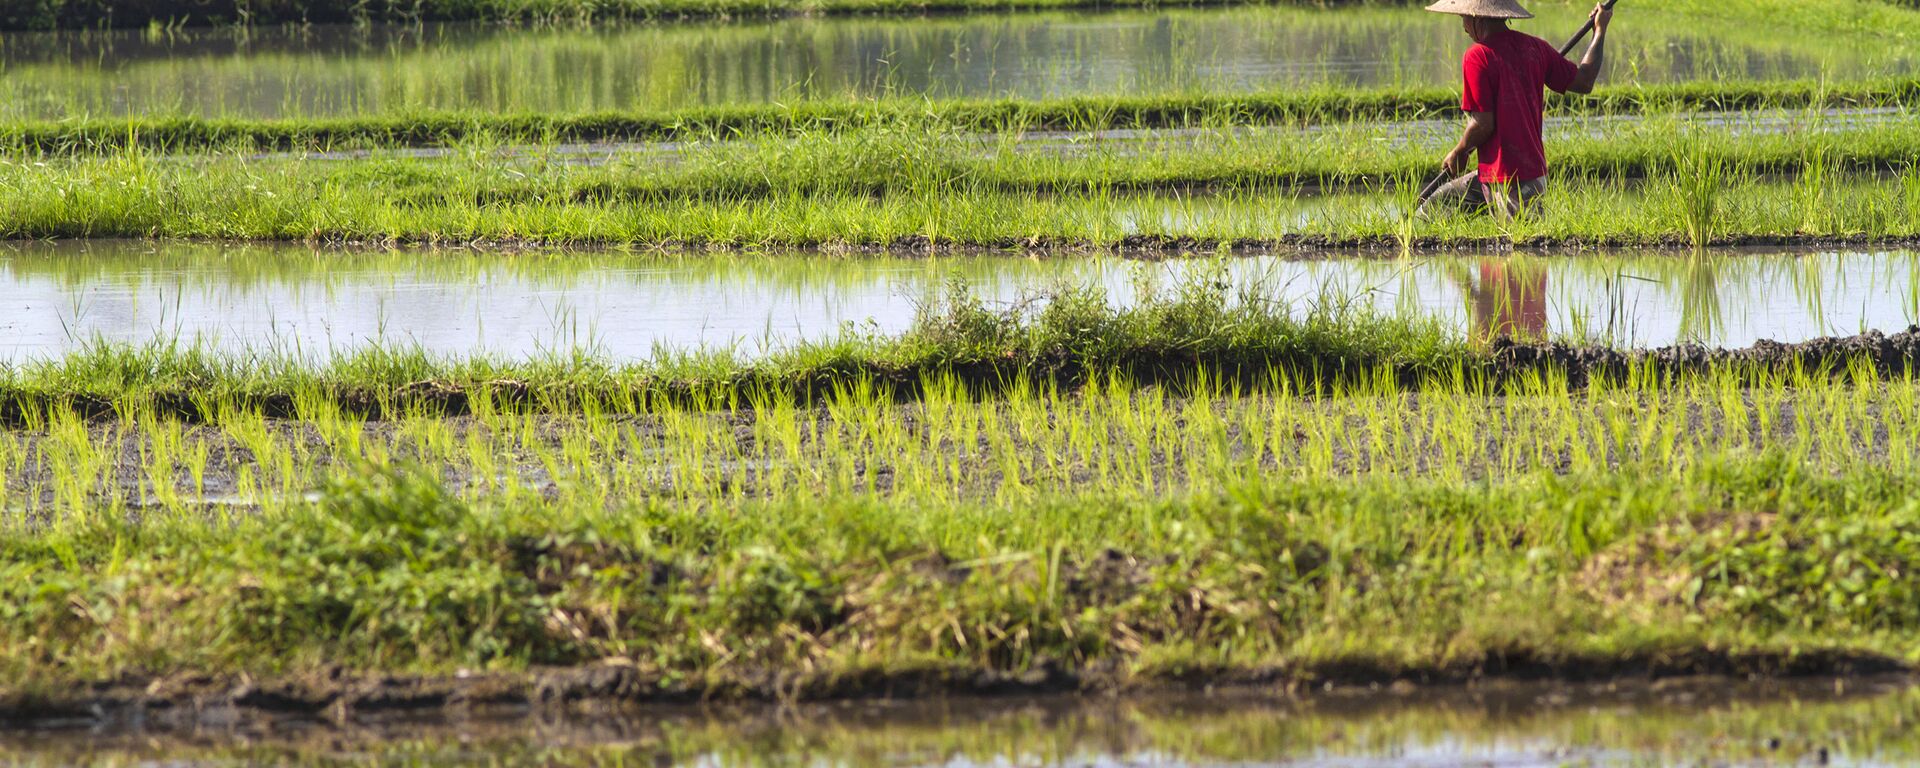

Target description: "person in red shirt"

left=1419, top=0, right=1612, bottom=218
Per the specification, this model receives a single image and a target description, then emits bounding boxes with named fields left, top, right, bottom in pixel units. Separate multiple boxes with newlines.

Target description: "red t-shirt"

left=1461, top=29, right=1579, bottom=183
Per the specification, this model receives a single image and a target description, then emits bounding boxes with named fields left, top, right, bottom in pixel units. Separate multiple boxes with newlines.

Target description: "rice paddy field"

left=12, top=0, right=1920, bottom=765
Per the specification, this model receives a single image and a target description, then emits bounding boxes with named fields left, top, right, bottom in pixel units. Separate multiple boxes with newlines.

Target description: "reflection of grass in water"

left=27, top=684, right=1920, bottom=765
left=6, top=6, right=1467, bottom=119
left=1791, top=253, right=1831, bottom=334
left=1559, top=260, right=1652, bottom=348
left=1413, top=251, right=1918, bottom=349
left=2, top=1, right=1908, bottom=117
left=1903, top=250, right=1920, bottom=326
left=1675, top=251, right=1725, bottom=343
left=0, top=240, right=1099, bottom=297
left=8, top=243, right=1919, bottom=355
left=649, top=685, right=1920, bottom=765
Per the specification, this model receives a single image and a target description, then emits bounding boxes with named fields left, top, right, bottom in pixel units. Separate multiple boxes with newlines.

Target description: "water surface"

left=1, top=3, right=1913, bottom=120
left=2, top=241, right=1915, bottom=361
left=3, top=678, right=1916, bottom=766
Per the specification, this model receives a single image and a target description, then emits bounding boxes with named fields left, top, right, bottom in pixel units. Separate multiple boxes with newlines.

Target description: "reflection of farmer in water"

left=1449, top=259, right=1548, bottom=342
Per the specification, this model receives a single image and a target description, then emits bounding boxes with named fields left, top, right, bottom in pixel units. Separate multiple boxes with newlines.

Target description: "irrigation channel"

left=5, top=240, right=1919, bottom=360
left=2, top=3, right=1914, bottom=121
left=5, top=678, right=1916, bottom=766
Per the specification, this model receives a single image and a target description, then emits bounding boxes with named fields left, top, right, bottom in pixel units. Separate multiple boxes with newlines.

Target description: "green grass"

left=7, top=121, right=1920, bottom=249
left=449, top=114, right=1920, bottom=201
left=6, top=369, right=1920, bottom=698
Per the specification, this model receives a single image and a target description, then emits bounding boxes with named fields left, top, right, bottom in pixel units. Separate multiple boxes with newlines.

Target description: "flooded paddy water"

left=5, top=240, right=1918, bottom=361
left=4, top=678, right=1918, bottom=766
left=0, top=3, right=1914, bottom=120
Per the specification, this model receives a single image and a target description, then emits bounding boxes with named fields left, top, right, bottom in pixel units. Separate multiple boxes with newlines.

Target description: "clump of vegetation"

left=5, top=443, right=1919, bottom=698
left=1666, top=140, right=1731, bottom=249
left=3, top=324, right=1920, bottom=691
left=12, top=114, right=1920, bottom=249
left=1689, top=509, right=1920, bottom=632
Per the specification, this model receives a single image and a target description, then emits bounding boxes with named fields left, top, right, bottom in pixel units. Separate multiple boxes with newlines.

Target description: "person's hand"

left=1443, top=147, right=1472, bottom=176
left=1590, top=2, right=1613, bottom=35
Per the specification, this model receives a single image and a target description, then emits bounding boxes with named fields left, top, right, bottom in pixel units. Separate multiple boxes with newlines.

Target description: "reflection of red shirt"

left=1476, top=261, right=1548, bottom=341
left=1461, top=29, right=1578, bottom=183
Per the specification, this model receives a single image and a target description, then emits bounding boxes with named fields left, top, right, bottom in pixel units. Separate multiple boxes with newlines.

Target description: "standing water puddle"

left=2, top=241, right=1916, bottom=361
left=2, top=678, right=1916, bottom=766
left=1, top=4, right=1914, bottom=121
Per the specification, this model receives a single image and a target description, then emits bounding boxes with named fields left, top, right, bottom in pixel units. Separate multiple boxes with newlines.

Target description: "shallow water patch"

left=0, top=4, right=1910, bottom=121
left=2, top=678, right=1914, bottom=766
left=2, top=241, right=1916, bottom=360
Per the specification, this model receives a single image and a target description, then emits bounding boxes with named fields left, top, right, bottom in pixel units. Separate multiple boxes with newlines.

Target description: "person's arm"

left=1444, top=112, right=1495, bottom=175
left=1566, top=3, right=1613, bottom=94
left=1446, top=45, right=1498, bottom=175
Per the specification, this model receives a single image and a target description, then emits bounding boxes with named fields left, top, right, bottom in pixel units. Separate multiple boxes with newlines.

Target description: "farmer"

left=1418, top=0, right=1613, bottom=218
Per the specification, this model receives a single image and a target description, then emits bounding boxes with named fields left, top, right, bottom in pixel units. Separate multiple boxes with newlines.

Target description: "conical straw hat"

left=1425, top=0, right=1533, bottom=19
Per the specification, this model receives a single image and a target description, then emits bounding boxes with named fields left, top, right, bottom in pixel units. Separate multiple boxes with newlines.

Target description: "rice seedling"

left=9, top=0, right=1920, bottom=722
left=8, top=352, right=1920, bottom=523
left=13, top=112, right=1920, bottom=250
left=5, top=358, right=1920, bottom=700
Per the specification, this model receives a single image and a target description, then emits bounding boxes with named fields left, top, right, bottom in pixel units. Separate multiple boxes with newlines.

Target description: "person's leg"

left=1490, top=177, right=1548, bottom=220
left=1416, top=172, right=1487, bottom=217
